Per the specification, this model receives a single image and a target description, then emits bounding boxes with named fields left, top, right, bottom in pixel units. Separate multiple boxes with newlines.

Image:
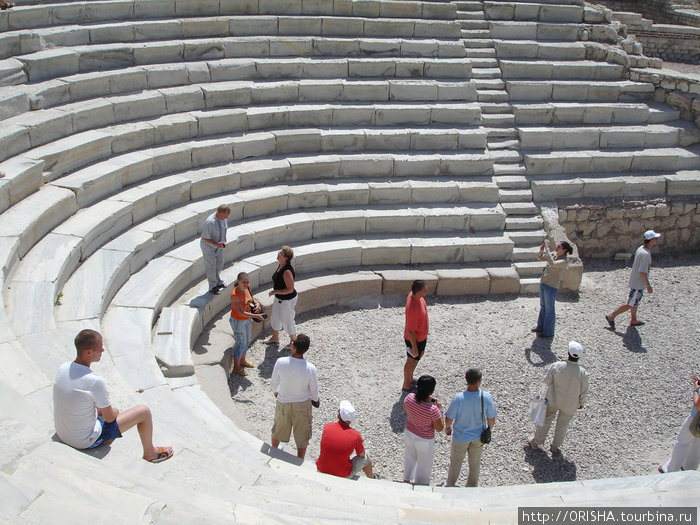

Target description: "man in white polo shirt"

left=270, top=333, right=319, bottom=458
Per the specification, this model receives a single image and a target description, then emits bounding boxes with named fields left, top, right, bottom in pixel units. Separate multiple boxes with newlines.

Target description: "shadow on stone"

left=52, top=433, right=113, bottom=460
left=259, top=442, right=304, bottom=466
left=524, top=445, right=577, bottom=483
left=389, top=391, right=408, bottom=434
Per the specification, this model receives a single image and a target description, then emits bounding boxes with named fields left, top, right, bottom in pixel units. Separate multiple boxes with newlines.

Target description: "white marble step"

left=501, top=202, right=539, bottom=215
left=512, top=102, right=676, bottom=125
left=489, top=21, right=583, bottom=41
left=5, top=2, right=459, bottom=32
left=519, top=124, right=689, bottom=150
left=530, top=170, right=700, bottom=201
left=505, top=216, right=544, bottom=230
left=494, top=39, right=586, bottom=59
left=506, top=80, right=655, bottom=102
left=509, top=230, right=547, bottom=246
left=499, top=188, right=532, bottom=202
left=514, top=260, right=547, bottom=276
left=518, top=277, right=541, bottom=293
left=524, top=146, right=700, bottom=175
left=484, top=2, right=584, bottom=23
left=501, top=60, right=625, bottom=80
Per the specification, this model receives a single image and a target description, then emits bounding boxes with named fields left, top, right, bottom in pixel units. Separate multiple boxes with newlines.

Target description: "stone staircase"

left=1, top=0, right=699, bottom=521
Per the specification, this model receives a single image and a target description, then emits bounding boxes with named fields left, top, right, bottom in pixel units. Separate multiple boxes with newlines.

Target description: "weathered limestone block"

left=377, top=269, right=438, bottom=295
left=436, top=268, right=491, bottom=295
left=486, top=266, right=520, bottom=294
left=21, top=48, right=79, bottom=82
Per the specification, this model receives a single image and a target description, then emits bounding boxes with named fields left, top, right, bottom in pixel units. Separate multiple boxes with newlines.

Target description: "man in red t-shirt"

left=316, top=400, right=375, bottom=479
left=403, top=280, right=429, bottom=392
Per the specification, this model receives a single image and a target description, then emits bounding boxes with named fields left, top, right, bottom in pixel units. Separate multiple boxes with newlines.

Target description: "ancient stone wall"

left=634, top=28, right=700, bottom=62
left=590, top=0, right=700, bottom=26
left=558, top=199, right=699, bottom=257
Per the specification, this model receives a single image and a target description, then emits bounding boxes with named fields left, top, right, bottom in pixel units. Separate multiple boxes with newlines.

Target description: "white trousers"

left=662, top=412, right=700, bottom=472
left=271, top=295, right=297, bottom=336
left=403, top=429, right=435, bottom=485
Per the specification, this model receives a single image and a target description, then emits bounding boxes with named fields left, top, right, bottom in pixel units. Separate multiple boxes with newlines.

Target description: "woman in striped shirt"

left=403, top=375, right=444, bottom=485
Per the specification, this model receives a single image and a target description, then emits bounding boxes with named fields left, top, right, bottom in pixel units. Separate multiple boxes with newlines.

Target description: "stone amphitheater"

left=1, top=0, right=699, bottom=523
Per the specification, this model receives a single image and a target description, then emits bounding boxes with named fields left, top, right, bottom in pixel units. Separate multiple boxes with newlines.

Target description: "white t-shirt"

left=270, top=356, right=319, bottom=403
left=53, top=361, right=111, bottom=449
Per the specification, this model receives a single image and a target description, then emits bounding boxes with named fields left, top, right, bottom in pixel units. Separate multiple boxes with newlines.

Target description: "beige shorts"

left=271, top=399, right=312, bottom=449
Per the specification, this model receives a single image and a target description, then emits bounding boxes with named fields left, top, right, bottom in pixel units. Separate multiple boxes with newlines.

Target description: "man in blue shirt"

left=444, top=368, right=497, bottom=487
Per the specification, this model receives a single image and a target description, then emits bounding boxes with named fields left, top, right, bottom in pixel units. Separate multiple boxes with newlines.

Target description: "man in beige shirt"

left=529, top=341, right=589, bottom=455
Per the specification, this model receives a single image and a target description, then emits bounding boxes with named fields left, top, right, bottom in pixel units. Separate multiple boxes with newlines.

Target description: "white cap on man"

left=339, top=400, right=356, bottom=423
left=568, top=341, right=584, bottom=358
left=644, top=230, right=661, bottom=240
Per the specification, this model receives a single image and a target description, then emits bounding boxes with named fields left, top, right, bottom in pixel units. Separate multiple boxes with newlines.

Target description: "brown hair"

left=74, top=329, right=102, bottom=353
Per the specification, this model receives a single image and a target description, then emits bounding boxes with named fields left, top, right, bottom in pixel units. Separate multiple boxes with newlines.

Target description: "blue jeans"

left=229, top=317, right=252, bottom=359
left=536, top=283, right=558, bottom=337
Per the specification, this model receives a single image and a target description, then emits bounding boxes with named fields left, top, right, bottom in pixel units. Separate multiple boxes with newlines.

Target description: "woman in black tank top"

left=266, top=246, right=298, bottom=346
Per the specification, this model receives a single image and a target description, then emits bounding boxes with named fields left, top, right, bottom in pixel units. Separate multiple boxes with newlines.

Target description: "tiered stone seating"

left=1, top=0, right=699, bottom=521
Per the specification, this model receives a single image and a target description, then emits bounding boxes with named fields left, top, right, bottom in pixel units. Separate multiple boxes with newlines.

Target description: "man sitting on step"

left=53, top=329, right=173, bottom=463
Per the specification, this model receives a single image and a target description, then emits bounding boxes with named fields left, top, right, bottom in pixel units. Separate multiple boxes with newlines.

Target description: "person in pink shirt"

left=403, top=375, right=444, bottom=485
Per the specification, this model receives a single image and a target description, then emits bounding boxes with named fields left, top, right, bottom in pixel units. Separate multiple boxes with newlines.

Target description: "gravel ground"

left=195, top=254, right=700, bottom=487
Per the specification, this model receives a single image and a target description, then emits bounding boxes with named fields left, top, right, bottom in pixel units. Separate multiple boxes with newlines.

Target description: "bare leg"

left=629, top=306, right=639, bottom=325
left=363, top=459, right=375, bottom=479
left=296, top=447, right=306, bottom=459
left=271, top=437, right=280, bottom=448
left=403, top=357, right=418, bottom=389
left=116, top=405, right=171, bottom=461
left=608, top=303, right=631, bottom=321
left=266, top=330, right=279, bottom=343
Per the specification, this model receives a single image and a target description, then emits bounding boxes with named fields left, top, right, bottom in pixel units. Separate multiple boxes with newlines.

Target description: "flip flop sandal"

left=148, top=446, right=173, bottom=463
left=243, top=361, right=255, bottom=368
left=1, top=3, right=15, bottom=10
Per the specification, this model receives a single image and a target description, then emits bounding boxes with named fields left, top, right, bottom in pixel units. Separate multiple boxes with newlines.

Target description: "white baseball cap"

left=338, top=400, right=356, bottom=423
left=644, top=230, right=661, bottom=240
left=568, top=341, right=584, bottom=358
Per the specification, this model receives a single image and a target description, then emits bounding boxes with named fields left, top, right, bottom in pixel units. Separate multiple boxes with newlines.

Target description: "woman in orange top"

left=229, top=272, right=265, bottom=376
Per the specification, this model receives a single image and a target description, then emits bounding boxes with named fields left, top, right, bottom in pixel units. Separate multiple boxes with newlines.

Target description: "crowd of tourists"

left=50, top=207, right=699, bottom=485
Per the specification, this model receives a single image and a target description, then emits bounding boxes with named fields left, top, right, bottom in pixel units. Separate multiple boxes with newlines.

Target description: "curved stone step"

left=505, top=79, right=655, bottom=101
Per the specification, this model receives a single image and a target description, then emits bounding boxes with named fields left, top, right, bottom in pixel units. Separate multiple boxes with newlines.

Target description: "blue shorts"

left=88, top=417, right=122, bottom=449
left=627, top=289, right=644, bottom=307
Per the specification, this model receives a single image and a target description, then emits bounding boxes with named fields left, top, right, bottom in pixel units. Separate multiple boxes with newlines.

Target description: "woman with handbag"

left=658, top=374, right=700, bottom=473
left=403, top=375, right=444, bottom=485
left=229, top=272, right=265, bottom=376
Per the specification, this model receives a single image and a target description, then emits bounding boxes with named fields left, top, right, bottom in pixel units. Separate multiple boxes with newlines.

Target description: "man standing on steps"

left=53, top=329, right=173, bottom=463
left=402, top=280, right=429, bottom=393
left=605, top=230, right=660, bottom=330
left=200, top=204, right=230, bottom=295
left=270, top=333, right=319, bottom=459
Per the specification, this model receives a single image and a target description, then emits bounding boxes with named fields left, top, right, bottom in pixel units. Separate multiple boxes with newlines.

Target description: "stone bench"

left=42, top=172, right=499, bottom=316
left=529, top=170, right=700, bottom=201
left=2, top=0, right=457, bottom=32
left=484, top=2, right=584, bottom=23
left=511, top=102, right=679, bottom=125
left=494, top=40, right=586, bottom=60
left=0, top=97, right=484, bottom=177
left=0, top=73, right=479, bottom=138
left=15, top=46, right=473, bottom=84
left=524, top=146, right=700, bottom=175
left=6, top=23, right=466, bottom=62
left=489, top=21, right=583, bottom=41
left=518, top=124, right=692, bottom=149
left=500, top=60, right=625, bottom=80
left=505, top=80, right=655, bottom=101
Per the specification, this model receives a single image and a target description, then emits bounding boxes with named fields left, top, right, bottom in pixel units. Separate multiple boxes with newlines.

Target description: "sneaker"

left=605, top=315, right=615, bottom=330
left=550, top=444, right=561, bottom=455
left=528, top=439, right=540, bottom=451
left=210, top=287, right=221, bottom=295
